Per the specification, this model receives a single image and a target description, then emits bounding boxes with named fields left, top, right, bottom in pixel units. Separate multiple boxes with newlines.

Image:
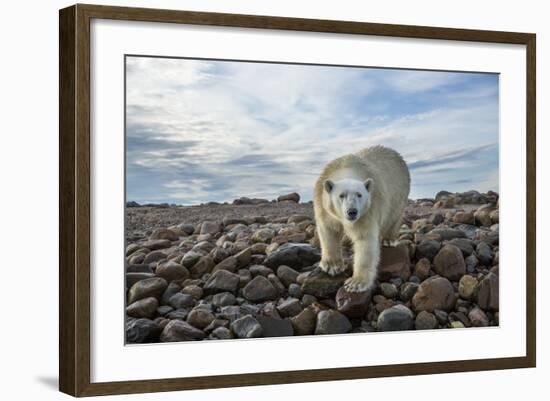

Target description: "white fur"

left=313, top=146, right=410, bottom=292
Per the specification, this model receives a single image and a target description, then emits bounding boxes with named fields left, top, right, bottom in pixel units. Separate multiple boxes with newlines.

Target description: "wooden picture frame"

left=59, top=3, right=536, bottom=397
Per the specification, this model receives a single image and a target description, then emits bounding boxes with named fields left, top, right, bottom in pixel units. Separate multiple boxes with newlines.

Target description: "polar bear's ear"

left=324, top=180, right=334, bottom=193
left=364, top=178, right=373, bottom=192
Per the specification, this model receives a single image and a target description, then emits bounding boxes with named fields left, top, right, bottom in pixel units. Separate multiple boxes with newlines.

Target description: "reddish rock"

left=335, top=287, right=372, bottom=318
left=412, top=276, right=456, bottom=312
left=379, top=244, right=411, bottom=281
left=433, top=244, right=466, bottom=281
left=414, top=258, right=431, bottom=280
left=476, top=272, right=499, bottom=311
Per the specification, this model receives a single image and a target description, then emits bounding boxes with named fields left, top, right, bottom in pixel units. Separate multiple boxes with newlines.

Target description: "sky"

left=126, top=56, right=499, bottom=205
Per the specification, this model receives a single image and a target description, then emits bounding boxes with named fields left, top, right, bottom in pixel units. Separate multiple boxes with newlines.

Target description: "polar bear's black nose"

left=347, top=208, right=358, bottom=219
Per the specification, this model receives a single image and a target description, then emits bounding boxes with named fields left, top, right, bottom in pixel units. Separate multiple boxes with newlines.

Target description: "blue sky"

left=126, top=56, right=499, bottom=205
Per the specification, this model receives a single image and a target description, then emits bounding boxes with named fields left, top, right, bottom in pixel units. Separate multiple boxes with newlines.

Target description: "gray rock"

left=126, top=264, right=153, bottom=273
left=166, top=308, right=190, bottom=321
left=169, top=293, right=195, bottom=309
left=181, top=250, right=204, bottom=268
left=161, top=282, right=182, bottom=305
left=301, top=268, right=347, bottom=298
left=156, top=305, right=173, bottom=316
left=211, top=326, right=233, bottom=339
left=380, top=283, right=398, bottom=299
left=447, top=238, right=475, bottom=257
left=251, top=228, right=275, bottom=243
left=476, top=242, right=493, bottom=266
left=415, top=311, right=438, bottom=330
left=277, top=192, right=300, bottom=203
left=400, top=282, right=419, bottom=302
left=142, top=239, right=172, bottom=250
left=150, top=228, right=179, bottom=241
left=177, top=223, right=195, bottom=235
left=429, top=228, right=467, bottom=241
left=126, top=318, right=161, bottom=343
left=277, top=298, right=303, bottom=317
left=160, top=320, right=206, bottom=342
left=434, top=309, right=448, bottom=324
left=290, top=307, right=317, bottom=335
left=200, top=221, right=222, bottom=235
left=218, top=305, right=243, bottom=322
left=416, top=240, right=441, bottom=261
left=277, top=265, right=300, bottom=287
left=126, top=272, right=155, bottom=288
left=126, top=297, right=159, bottom=318
left=242, top=275, right=278, bottom=302
left=377, top=304, right=414, bottom=331
left=212, top=292, right=237, bottom=307
left=204, top=269, right=240, bottom=294
left=249, top=264, right=274, bottom=277
left=315, top=310, right=352, bottom=335
left=128, top=277, right=168, bottom=304
left=156, top=260, right=190, bottom=282
left=189, top=255, right=215, bottom=278
left=264, top=243, right=321, bottom=270
left=288, top=283, right=303, bottom=298
left=181, top=284, right=203, bottom=300
left=187, top=308, right=215, bottom=330
left=143, top=250, right=168, bottom=265
left=256, top=316, right=294, bottom=337
left=230, top=315, right=263, bottom=338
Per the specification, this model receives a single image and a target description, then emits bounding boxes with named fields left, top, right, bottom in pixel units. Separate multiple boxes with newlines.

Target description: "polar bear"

left=313, top=145, right=410, bottom=292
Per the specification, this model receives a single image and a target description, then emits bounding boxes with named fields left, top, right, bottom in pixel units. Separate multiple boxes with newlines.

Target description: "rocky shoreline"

left=125, top=190, right=499, bottom=343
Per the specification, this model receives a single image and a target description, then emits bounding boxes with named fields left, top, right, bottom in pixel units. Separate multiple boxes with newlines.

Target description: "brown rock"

left=476, top=272, right=499, bottom=310
left=414, top=258, right=431, bottom=280
left=290, top=307, right=317, bottom=335
left=469, top=306, right=489, bottom=327
left=335, top=287, right=371, bottom=318
left=453, top=211, right=475, bottom=225
left=234, top=247, right=252, bottom=267
left=126, top=297, right=159, bottom=318
left=142, top=239, right=171, bottom=250
left=412, top=276, right=456, bottom=312
left=277, top=192, right=300, bottom=203
left=143, top=250, right=167, bottom=265
left=150, top=228, right=179, bottom=241
left=200, top=221, right=222, bottom=235
left=212, top=256, right=238, bottom=273
left=433, top=244, right=466, bottom=281
left=128, top=277, right=168, bottom=304
left=379, top=244, right=411, bottom=281
left=155, top=260, right=189, bottom=282
left=189, top=255, right=215, bottom=278
left=458, top=275, right=478, bottom=300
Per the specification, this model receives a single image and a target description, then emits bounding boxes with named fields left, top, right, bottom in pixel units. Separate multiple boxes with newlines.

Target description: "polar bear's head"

left=324, top=178, right=373, bottom=223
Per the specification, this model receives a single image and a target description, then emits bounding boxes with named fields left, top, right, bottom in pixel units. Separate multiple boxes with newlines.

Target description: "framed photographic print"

left=59, top=4, right=536, bottom=397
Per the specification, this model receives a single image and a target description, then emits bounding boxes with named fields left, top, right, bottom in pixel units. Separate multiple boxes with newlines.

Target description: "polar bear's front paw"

left=382, top=239, right=400, bottom=248
left=344, top=276, right=373, bottom=292
left=319, top=259, right=346, bottom=276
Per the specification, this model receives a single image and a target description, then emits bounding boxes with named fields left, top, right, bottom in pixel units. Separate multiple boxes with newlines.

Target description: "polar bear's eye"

left=339, top=193, right=345, bottom=199
left=357, top=193, right=362, bottom=198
